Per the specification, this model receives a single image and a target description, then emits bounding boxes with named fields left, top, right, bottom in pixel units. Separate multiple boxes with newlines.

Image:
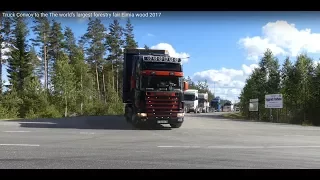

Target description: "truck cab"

left=184, top=89, right=199, bottom=113
left=198, top=92, right=209, bottom=113
left=122, top=48, right=188, bottom=129
left=211, top=97, right=221, bottom=112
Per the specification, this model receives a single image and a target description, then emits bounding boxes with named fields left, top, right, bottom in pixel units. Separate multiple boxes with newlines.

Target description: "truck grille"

left=145, top=91, right=181, bottom=118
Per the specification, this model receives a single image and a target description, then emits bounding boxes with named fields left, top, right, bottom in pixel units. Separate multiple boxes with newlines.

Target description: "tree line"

left=239, top=49, right=320, bottom=125
left=0, top=15, right=139, bottom=119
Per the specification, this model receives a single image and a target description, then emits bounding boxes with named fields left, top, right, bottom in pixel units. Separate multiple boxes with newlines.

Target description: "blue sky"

left=3, top=11, right=320, bottom=101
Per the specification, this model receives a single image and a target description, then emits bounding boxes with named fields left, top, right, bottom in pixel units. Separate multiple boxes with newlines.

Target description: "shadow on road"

left=4, top=116, right=172, bottom=130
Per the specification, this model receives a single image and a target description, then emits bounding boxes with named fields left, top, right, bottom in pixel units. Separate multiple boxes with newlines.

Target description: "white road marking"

left=158, top=145, right=320, bottom=149
left=207, top=146, right=265, bottom=149
left=19, top=122, right=56, bottom=124
left=208, top=145, right=320, bottom=149
left=158, top=146, right=201, bottom=148
left=0, top=144, right=40, bottom=147
left=80, top=132, right=95, bottom=135
left=3, top=131, right=30, bottom=133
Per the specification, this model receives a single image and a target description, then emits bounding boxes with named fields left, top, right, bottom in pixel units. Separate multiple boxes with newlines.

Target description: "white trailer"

left=198, top=92, right=209, bottom=113
left=183, top=89, right=200, bottom=113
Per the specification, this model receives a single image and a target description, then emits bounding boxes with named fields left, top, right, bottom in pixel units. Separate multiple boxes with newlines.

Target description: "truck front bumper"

left=185, top=106, right=195, bottom=112
left=144, top=117, right=184, bottom=124
left=137, top=113, right=184, bottom=124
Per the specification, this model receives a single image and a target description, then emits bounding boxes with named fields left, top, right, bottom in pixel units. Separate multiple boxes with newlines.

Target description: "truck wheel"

left=131, top=114, right=143, bottom=129
left=170, top=122, right=182, bottom=128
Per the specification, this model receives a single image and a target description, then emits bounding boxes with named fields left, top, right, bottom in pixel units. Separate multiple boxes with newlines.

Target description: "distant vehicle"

left=223, top=102, right=232, bottom=112
left=211, top=97, right=221, bottom=112
left=198, top=92, right=209, bottom=113
left=122, top=48, right=188, bottom=129
left=184, top=89, right=199, bottom=113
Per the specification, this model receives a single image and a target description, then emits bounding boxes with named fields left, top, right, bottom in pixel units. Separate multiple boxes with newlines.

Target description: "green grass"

left=302, top=120, right=313, bottom=126
left=0, top=118, right=22, bottom=121
left=221, top=112, right=247, bottom=120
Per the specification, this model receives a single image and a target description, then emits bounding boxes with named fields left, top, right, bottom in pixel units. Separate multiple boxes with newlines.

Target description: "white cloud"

left=314, top=60, right=320, bottom=68
left=192, top=64, right=258, bottom=101
left=1, top=42, right=10, bottom=60
left=151, top=43, right=190, bottom=63
left=239, top=20, right=320, bottom=61
left=77, top=18, right=87, bottom=24
left=147, top=33, right=154, bottom=37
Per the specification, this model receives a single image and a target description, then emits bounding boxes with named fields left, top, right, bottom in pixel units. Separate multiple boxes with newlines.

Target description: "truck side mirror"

left=183, top=81, right=188, bottom=91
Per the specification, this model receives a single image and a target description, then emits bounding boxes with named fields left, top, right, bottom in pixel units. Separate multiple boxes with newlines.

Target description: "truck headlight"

left=137, top=113, right=147, bottom=117
left=177, top=113, right=185, bottom=117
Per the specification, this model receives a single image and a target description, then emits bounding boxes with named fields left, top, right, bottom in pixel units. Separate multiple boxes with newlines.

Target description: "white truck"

left=183, top=89, right=199, bottom=113
left=198, top=92, right=209, bottom=113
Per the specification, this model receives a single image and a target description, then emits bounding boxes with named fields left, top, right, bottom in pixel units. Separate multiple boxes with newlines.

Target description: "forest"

left=239, top=49, right=320, bottom=126
left=0, top=15, right=216, bottom=119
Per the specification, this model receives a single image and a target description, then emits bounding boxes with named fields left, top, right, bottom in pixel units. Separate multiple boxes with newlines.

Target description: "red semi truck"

left=122, top=48, right=188, bottom=128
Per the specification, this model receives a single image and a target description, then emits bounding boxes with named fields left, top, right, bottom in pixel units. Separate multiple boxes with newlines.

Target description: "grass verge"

left=0, top=118, right=22, bottom=121
left=221, top=112, right=247, bottom=120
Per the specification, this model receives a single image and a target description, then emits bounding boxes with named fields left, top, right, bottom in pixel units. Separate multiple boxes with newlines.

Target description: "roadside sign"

left=265, top=94, right=283, bottom=108
left=249, top=98, right=258, bottom=112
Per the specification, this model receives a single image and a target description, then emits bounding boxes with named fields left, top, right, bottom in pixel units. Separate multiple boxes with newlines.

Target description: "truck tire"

left=194, top=107, right=198, bottom=114
left=131, top=114, right=143, bottom=129
left=170, top=122, right=182, bottom=128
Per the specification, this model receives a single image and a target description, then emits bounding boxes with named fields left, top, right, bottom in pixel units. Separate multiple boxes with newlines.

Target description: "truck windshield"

left=141, top=76, right=182, bottom=90
left=184, top=94, right=196, bottom=101
left=199, top=98, right=205, bottom=103
left=142, top=62, right=182, bottom=72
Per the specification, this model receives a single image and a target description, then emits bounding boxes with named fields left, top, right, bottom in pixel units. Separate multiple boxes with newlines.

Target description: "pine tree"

left=7, top=17, right=33, bottom=92
left=124, top=19, right=138, bottom=49
left=81, top=18, right=107, bottom=100
left=63, top=27, right=77, bottom=61
left=106, top=19, right=124, bottom=94
left=30, top=16, right=50, bottom=89
left=48, top=20, right=64, bottom=89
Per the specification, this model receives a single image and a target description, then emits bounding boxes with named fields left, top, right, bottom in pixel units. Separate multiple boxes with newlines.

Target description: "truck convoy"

left=122, top=48, right=188, bottom=129
left=198, top=92, right=209, bottom=113
left=184, top=89, right=199, bottom=113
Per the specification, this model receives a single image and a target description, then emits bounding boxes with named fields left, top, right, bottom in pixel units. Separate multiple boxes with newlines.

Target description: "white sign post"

left=249, top=99, right=258, bottom=112
left=265, top=94, right=283, bottom=122
left=265, top=94, right=283, bottom=109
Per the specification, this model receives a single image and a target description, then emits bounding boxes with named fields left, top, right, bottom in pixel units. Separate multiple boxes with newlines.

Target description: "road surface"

left=1, top=112, right=320, bottom=169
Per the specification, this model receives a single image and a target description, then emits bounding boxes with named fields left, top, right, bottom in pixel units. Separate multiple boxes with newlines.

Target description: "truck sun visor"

left=133, top=55, right=181, bottom=63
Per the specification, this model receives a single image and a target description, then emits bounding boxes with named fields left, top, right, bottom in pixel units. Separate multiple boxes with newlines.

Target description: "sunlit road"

left=1, top=112, right=320, bottom=169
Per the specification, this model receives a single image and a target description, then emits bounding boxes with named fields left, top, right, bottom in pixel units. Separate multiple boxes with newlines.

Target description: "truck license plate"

left=157, top=120, right=168, bottom=124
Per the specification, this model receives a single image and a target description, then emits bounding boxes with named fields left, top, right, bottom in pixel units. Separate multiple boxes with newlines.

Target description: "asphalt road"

left=1, top=112, right=320, bottom=169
